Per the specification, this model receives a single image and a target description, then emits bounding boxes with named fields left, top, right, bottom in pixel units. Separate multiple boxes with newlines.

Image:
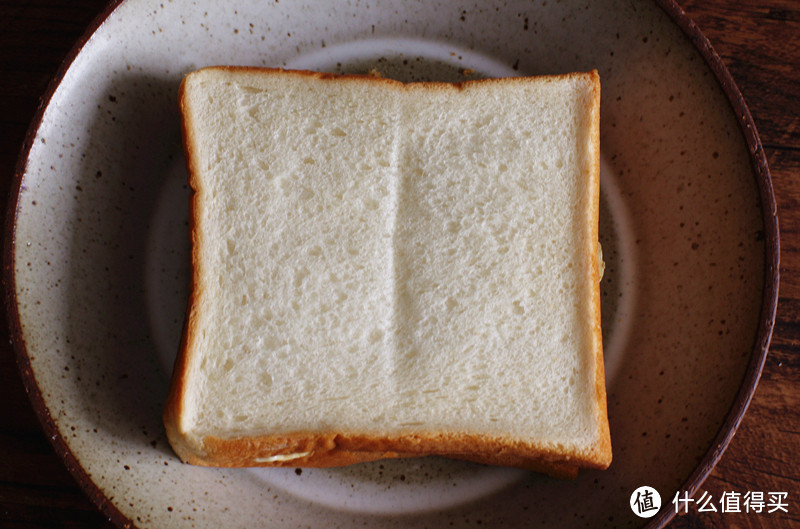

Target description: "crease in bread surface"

left=164, top=67, right=611, bottom=474
left=387, top=92, right=403, bottom=409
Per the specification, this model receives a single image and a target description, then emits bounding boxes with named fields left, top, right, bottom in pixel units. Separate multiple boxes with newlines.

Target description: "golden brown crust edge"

left=182, top=64, right=602, bottom=94
left=163, top=67, right=611, bottom=476
left=178, top=441, right=578, bottom=479
left=163, top=75, right=207, bottom=461
left=178, top=430, right=596, bottom=479
left=585, top=70, right=612, bottom=469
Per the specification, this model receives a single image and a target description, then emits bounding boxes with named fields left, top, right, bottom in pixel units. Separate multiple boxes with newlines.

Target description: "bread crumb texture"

left=168, top=67, right=609, bottom=471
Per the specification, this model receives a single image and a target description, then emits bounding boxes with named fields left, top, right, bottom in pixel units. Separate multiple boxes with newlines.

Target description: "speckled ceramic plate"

left=5, top=0, right=778, bottom=528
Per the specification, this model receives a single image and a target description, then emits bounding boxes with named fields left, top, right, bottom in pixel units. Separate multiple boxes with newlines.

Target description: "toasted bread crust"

left=588, top=71, right=612, bottom=468
left=163, top=66, right=611, bottom=476
left=189, top=431, right=586, bottom=478
left=163, top=76, right=199, bottom=455
left=163, top=75, right=213, bottom=463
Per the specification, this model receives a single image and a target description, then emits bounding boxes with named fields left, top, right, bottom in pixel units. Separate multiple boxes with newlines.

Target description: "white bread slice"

left=163, top=67, right=610, bottom=476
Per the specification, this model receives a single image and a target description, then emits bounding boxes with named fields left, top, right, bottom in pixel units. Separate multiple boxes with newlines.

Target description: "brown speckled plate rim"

left=1, top=1, right=779, bottom=528
left=647, top=1, right=779, bottom=527
left=2, top=2, right=133, bottom=528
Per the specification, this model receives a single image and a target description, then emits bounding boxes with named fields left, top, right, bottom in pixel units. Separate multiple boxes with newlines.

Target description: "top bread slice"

left=163, top=66, right=610, bottom=476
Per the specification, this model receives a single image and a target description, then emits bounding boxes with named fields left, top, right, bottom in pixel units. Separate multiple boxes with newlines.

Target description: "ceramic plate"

left=6, top=0, right=778, bottom=528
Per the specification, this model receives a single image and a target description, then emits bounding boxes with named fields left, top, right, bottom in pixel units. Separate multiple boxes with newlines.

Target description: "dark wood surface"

left=0, top=1, right=797, bottom=527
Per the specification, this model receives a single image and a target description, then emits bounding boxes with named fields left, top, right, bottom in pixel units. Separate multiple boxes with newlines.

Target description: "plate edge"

left=1, top=1, right=139, bottom=529
left=646, top=1, right=780, bottom=528
left=2, top=2, right=781, bottom=529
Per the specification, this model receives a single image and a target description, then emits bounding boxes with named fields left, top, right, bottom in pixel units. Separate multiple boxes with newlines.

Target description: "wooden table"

left=0, top=1, right=797, bottom=527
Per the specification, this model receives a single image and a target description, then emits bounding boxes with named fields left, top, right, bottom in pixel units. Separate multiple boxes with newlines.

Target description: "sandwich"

left=163, top=66, right=611, bottom=477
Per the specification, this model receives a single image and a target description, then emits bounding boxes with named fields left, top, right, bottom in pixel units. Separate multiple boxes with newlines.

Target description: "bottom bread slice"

left=164, top=66, right=611, bottom=475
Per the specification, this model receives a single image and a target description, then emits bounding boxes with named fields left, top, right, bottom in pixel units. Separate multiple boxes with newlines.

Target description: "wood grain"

left=0, top=1, right=797, bottom=528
